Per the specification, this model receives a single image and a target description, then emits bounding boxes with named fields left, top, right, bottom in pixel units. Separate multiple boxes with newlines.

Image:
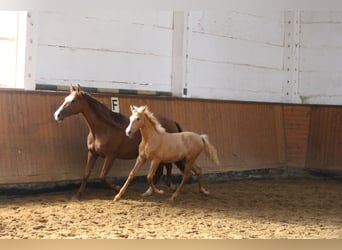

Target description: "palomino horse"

left=114, top=105, right=220, bottom=201
left=54, top=85, right=184, bottom=199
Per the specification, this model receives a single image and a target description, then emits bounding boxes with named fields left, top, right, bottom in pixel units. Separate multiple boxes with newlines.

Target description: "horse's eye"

left=71, top=100, right=76, bottom=103
left=136, top=117, right=140, bottom=121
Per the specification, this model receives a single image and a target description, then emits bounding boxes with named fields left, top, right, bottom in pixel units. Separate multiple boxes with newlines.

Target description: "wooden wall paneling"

left=21, top=92, right=35, bottom=178
left=7, top=93, right=22, bottom=179
left=306, top=106, right=342, bottom=170
left=232, top=103, right=286, bottom=170
left=170, top=99, right=286, bottom=172
left=283, top=105, right=311, bottom=167
left=273, top=104, right=287, bottom=165
left=3, top=90, right=342, bottom=186
left=0, top=92, right=14, bottom=179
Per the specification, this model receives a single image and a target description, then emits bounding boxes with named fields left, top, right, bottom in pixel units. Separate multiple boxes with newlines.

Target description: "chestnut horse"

left=54, top=85, right=184, bottom=199
left=114, top=105, right=220, bottom=201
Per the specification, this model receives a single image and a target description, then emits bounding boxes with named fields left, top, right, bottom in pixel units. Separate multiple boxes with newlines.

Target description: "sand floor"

left=0, top=179, right=341, bottom=239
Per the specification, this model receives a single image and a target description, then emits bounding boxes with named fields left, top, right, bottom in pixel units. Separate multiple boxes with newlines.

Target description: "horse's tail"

left=201, top=134, right=220, bottom=166
left=174, top=121, right=183, bottom=132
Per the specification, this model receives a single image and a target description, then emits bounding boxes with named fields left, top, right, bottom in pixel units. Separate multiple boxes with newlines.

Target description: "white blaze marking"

left=54, top=93, right=75, bottom=121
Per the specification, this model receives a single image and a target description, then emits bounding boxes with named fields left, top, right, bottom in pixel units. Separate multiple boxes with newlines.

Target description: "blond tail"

left=201, top=134, right=220, bottom=166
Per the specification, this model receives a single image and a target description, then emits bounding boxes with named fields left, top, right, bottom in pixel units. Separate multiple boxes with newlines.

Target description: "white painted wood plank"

left=299, top=47, right=342, bottom=72
left=185, top=10, right=286, bottom=103
left=191, top=11, right=284, bottom=46
left=189, top=86, right=284, bottom=103
left=187, top=59, right=284, bottom=102
left=294, top=93, right=342, bottom=105
left=35, top=45, right=172, bottom=91
left=38, top=12, right=173, bottom=57
left=296, top=95, right=342, bottom=105
left=190, top=32, right=284, bottom=70
left=42, top=11, right=173, bottom=28
left=298, top=11, right=342, bottom=105
left=301, top=11, right=342, bottom=23
left=301, top=23, right=342, bottom=48
left=92, top=11, right=173, bottom=28
left=299, top=71, right=342, bottom=96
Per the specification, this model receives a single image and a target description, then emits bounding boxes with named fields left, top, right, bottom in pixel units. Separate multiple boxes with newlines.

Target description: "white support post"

left=171, top=11, right=191, bottom=97
left=15, top=11, right=28, bottom=89
left=24, top=11, right=38, bottom=90
left=283, top=11, right=301, bottom=104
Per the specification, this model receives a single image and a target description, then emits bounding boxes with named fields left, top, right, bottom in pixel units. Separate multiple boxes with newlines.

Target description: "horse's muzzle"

left=54, top=111, right=64, bottom=122
left=125, top=127, right=134, bottom=138
left=126, top=130, right=132, bottom=138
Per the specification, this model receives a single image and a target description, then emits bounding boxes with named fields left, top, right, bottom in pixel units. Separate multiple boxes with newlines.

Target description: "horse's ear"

left=141, top=106, right=147, bottom=112
left=77, top=84, right=81, bottom=93
left=69, top=85, right=75, bottom=93
left=130, top=105, right=135, bottom=112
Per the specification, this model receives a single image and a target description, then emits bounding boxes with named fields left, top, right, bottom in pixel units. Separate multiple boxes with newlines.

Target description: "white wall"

left=185, top=11, right=285, bottom=103
left=184, top=11, right=342, bottom=105
left=298, top=11, right=342, bottom=105
left=33, top=11, right=173, bottom=92
left=26, top=11, right=342, bottom=105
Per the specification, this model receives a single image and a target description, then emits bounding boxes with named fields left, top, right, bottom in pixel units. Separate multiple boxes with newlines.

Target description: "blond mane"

left=143, top=107, right=166, bottom=134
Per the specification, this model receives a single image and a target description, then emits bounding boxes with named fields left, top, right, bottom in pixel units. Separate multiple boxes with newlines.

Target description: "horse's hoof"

left=142, top=187, right=153, bottom=197
left=113, top=195, right=120, bottom=202
left=169, top=195, right=176, bottom=201
left=114, top=185, right=122, bottom=192
left=141, top=192, right=151, bottom=197
left=200, top=188, right=210, bottom=195
left=156, top=189, right=164, bottom=195
left=170, top=184, right=177, bottom=191
left=72, top=193, right=82, bottom=201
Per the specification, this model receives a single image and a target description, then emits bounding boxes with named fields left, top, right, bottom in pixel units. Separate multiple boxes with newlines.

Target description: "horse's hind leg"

left=164, top=163, right=173, bottom=188
left=170, top=161, right=193, bottom=201
left=192, top=164, right=210, bottom=195
left=175, top=160, right=185, bottom=173
left=152, top=162, right=174, bottom=188
left=172, top=160, right=186, bottom=189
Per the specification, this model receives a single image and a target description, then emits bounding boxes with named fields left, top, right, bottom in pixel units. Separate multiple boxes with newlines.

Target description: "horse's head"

left=126, top=105, right=146, bottom=138
left=54, top=84, right=85, bottom=122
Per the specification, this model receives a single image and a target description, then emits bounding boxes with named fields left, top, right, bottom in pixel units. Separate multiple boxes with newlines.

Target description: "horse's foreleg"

left=146, top=160, right=164, bottom=195
left=100, top=156, right=120, bottom=192
left=142, top=163, right=164, bottom=197
left=74, top=151, right=98, bottom=200
left=113, top=155, right=145, bottom=202
left=192, top=163, right=210, bottom=195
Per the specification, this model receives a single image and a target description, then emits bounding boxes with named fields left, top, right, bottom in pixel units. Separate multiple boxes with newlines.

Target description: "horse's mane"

left=81, top=92, right=129, bottom=129
left=144, top=107, right=166, bottom=134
